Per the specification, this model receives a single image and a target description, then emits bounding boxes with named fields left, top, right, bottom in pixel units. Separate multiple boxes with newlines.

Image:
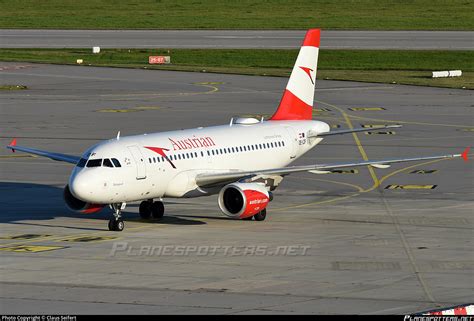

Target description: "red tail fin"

left=270, top=29, right=320, bottom=121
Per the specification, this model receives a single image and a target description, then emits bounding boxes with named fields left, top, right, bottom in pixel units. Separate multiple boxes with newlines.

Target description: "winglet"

left=8, top=138, right=17, bottom=152
left=461, top=147, right=470, bottom=162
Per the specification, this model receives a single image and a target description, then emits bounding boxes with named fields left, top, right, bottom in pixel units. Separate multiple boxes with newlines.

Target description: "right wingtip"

left=461, top=147, right=470, bottom=162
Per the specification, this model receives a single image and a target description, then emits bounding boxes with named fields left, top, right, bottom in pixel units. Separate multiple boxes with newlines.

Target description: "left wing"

left=196, top=148, right=469, bottom=187
left=6, top=139, right=81, bottom=164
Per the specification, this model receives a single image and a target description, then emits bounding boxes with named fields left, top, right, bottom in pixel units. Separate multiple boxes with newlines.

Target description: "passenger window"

left=103, top=159, right=114, bottom=168
left=112, top=158, right=121, bottom=167
left=77, top=158, right=87, bottom=168
left=86, top=159, right=102, bottom=167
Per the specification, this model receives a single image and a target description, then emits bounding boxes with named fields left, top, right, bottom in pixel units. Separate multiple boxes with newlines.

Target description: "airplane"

left=6, top=29, right=469, bottom=231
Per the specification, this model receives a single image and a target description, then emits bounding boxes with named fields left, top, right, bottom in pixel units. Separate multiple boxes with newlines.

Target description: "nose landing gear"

left=108, top=203, right=126, bottom=231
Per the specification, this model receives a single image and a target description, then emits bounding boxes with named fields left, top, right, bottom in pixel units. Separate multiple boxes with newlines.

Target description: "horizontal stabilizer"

left=370, top=164, right=391, bottom=169
left=312, top=125, right=402, bottom=137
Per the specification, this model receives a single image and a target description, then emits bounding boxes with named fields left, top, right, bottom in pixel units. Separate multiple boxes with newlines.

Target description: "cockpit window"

left=103, top=159, right=114, bottom=168
left=77, top=158, right=87, bottom=168
left=86, top=159, right=102, bottom=167
left=112, top=158, right=121, bottom=167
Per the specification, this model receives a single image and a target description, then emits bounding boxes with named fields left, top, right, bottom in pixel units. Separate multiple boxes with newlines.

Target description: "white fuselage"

left=69, top=120, right=330, bottom=204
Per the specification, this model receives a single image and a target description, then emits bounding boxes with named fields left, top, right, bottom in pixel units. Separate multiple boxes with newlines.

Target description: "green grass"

left=0, top=84, right=28, bottom=90
left=1, top=49, right=473, bottom=89
left=0, top=0, right=472, bottom=30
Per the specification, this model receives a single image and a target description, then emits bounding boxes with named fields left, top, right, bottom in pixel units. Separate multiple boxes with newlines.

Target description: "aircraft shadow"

left=0, top=181, right=206, bottom=227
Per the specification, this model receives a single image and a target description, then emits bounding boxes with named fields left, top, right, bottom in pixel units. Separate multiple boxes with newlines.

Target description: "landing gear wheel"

left=108, top=218, right=124, bottom=231
left=151, top=201, right=165, bottom=219
left=254, top=209, right=267, bottom=221
left=139, top=201, right=152, bottom=219
left=109, top=202, right=126, bottom=231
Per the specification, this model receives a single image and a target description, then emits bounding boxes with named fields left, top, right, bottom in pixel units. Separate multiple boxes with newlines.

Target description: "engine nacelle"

left=63, top=185, right=104, bottom=214
left=218, top=182, right=269, bottom=219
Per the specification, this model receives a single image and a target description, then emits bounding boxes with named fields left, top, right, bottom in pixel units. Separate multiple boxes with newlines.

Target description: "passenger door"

left=127, top=145, right=147, bottom=180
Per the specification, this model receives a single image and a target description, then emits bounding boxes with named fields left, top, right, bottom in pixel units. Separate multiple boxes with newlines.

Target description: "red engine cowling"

left=63, top=185, right=104, bottom=214
left=218, top=183, right=269, bottom=219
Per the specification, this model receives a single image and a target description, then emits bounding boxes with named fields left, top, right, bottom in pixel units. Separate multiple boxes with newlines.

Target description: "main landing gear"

left=254, top=209, right=267, bottom=221
left=139, top=199, right=165, bottom=220
left=243, top=209, right=267, bottom=221
left=108, top=203, right=126, bottom=231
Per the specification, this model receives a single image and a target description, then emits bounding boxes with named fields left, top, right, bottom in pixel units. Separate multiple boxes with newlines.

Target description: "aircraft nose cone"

left=69, top=172, right=91, bottom=202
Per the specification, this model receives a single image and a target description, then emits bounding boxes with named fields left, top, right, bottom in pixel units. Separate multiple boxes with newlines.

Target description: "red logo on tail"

left=299, top=66, right=314, bottom=84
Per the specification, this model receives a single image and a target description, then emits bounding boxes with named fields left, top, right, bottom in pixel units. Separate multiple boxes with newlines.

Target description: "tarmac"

left=1, top=30, right=473, bottom=49
left=0, top=62, right=473, bottom=314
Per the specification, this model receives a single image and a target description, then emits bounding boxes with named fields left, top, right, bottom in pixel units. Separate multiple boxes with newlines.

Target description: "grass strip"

left=1, top=0, right=473, bottom=30
left=1, top=49, right=472, bottom=89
